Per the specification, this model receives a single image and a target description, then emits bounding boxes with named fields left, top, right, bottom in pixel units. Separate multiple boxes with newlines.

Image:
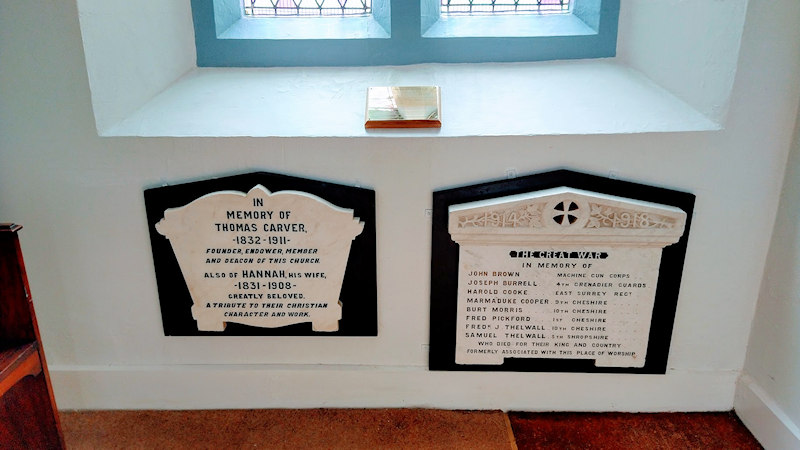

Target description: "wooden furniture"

left=0, top=224, right=64, bottom=449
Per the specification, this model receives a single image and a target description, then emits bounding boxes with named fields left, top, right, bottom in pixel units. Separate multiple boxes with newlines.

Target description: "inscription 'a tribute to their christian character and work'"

left=156, top=185, right=363, bottom=332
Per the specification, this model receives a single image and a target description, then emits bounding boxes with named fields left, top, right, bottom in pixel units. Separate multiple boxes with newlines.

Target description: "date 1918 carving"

left=449, top=187, right=687, bottom=368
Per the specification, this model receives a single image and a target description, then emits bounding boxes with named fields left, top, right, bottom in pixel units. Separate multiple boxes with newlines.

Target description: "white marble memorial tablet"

left=448, top=187, right=686, bottom=368
left=155, top=185, right=364, bottom=332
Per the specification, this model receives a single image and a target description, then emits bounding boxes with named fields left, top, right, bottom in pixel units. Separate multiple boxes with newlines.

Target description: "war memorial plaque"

left=145, top=172, right=377, bottom=336
left=429, top=170, right=694, bottom=373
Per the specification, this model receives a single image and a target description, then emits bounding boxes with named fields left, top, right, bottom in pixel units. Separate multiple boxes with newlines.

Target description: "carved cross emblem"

left=552, top=200, right=580, bottom=226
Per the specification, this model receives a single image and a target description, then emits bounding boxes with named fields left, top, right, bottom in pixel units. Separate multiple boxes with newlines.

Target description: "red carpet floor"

left=61, top=409, right=761, bottom=449
left=62, top=409, right=515, bottom=449
left=509, top=411, right=762, bottom=449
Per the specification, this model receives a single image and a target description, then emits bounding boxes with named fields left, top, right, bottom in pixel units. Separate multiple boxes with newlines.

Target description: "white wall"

left=617, top=0, right=747, bottom=122
left=1, top=0, right=800, bottom=412
left=76, top=0, right=195, bottom=131
left=735, top=102, right=800, bottom=447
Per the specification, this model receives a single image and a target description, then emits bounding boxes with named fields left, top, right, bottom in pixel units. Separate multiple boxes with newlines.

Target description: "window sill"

left=101, top=60, right=720, bottom=138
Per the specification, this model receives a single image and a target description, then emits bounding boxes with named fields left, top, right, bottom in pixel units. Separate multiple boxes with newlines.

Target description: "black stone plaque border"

left=145, top=172, right=377, bottom=336
left=429, top=169, right=694, bottom=373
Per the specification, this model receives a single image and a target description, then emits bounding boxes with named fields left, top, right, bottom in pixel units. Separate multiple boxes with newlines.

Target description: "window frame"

left=191, top=0, right=619, bottom=67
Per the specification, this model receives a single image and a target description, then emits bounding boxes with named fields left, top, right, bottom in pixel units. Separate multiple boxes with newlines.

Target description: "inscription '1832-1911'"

left=156, top=185, right=363, bottom=332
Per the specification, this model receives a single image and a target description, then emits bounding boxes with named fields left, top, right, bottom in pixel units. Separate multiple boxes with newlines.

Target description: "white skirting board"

left=50, top=365, right=737, bottom=412
left=735, top=375, right=800, bottom=449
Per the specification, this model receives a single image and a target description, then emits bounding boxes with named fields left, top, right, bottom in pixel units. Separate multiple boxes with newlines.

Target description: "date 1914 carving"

left=449, top=187, right=687, bottom=368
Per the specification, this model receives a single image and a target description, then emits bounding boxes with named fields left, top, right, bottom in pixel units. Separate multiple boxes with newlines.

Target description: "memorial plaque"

left=430, top=170, right=694, bottom=373
left=145, top=172, right=377, bottom=336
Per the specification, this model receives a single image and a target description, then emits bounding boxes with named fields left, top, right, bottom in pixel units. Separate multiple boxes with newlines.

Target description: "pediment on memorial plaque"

left=449, top=187, right=687, bottom=245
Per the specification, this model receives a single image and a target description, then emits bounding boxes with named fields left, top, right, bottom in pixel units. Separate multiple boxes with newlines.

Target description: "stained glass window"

left=243, top=0, right=371, bottom=16
left=441, top=0, right=570, bottom=15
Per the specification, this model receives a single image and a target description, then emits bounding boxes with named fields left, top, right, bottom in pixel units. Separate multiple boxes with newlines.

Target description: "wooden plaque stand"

left=0, top=224, right=64, bottom=449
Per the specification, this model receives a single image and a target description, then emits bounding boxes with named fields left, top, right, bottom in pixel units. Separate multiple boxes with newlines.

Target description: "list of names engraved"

left=156, top=185, right=363, bottom=332
left=456, top=246, right=660, bottom=367
left=448, top=187, right=687, bottom=368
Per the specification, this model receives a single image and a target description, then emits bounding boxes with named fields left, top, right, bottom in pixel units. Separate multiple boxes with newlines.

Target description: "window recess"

left=193, top=0, right=619, bottom=66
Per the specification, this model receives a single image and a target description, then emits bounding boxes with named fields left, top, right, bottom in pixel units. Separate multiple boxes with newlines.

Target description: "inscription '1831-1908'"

left=156, top=185, right=363, bottom=332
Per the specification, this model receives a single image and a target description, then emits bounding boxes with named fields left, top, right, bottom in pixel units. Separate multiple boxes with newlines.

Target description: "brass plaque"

left=365, top=86, right=442, bottom=129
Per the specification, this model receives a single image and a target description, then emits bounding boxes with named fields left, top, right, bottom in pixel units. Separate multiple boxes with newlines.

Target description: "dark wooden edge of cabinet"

left=0, top=342, right=42, bottom=397
left=0, top=223, right=65, bottom=449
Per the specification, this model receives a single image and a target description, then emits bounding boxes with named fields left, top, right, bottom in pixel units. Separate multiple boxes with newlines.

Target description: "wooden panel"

left=0, top=342, right=41, bottom=397
left=0, top=225, right=35, bottom=343
left=0, top=373, right=63, bottom=450
left=0, top=224, right=65, bottom=449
